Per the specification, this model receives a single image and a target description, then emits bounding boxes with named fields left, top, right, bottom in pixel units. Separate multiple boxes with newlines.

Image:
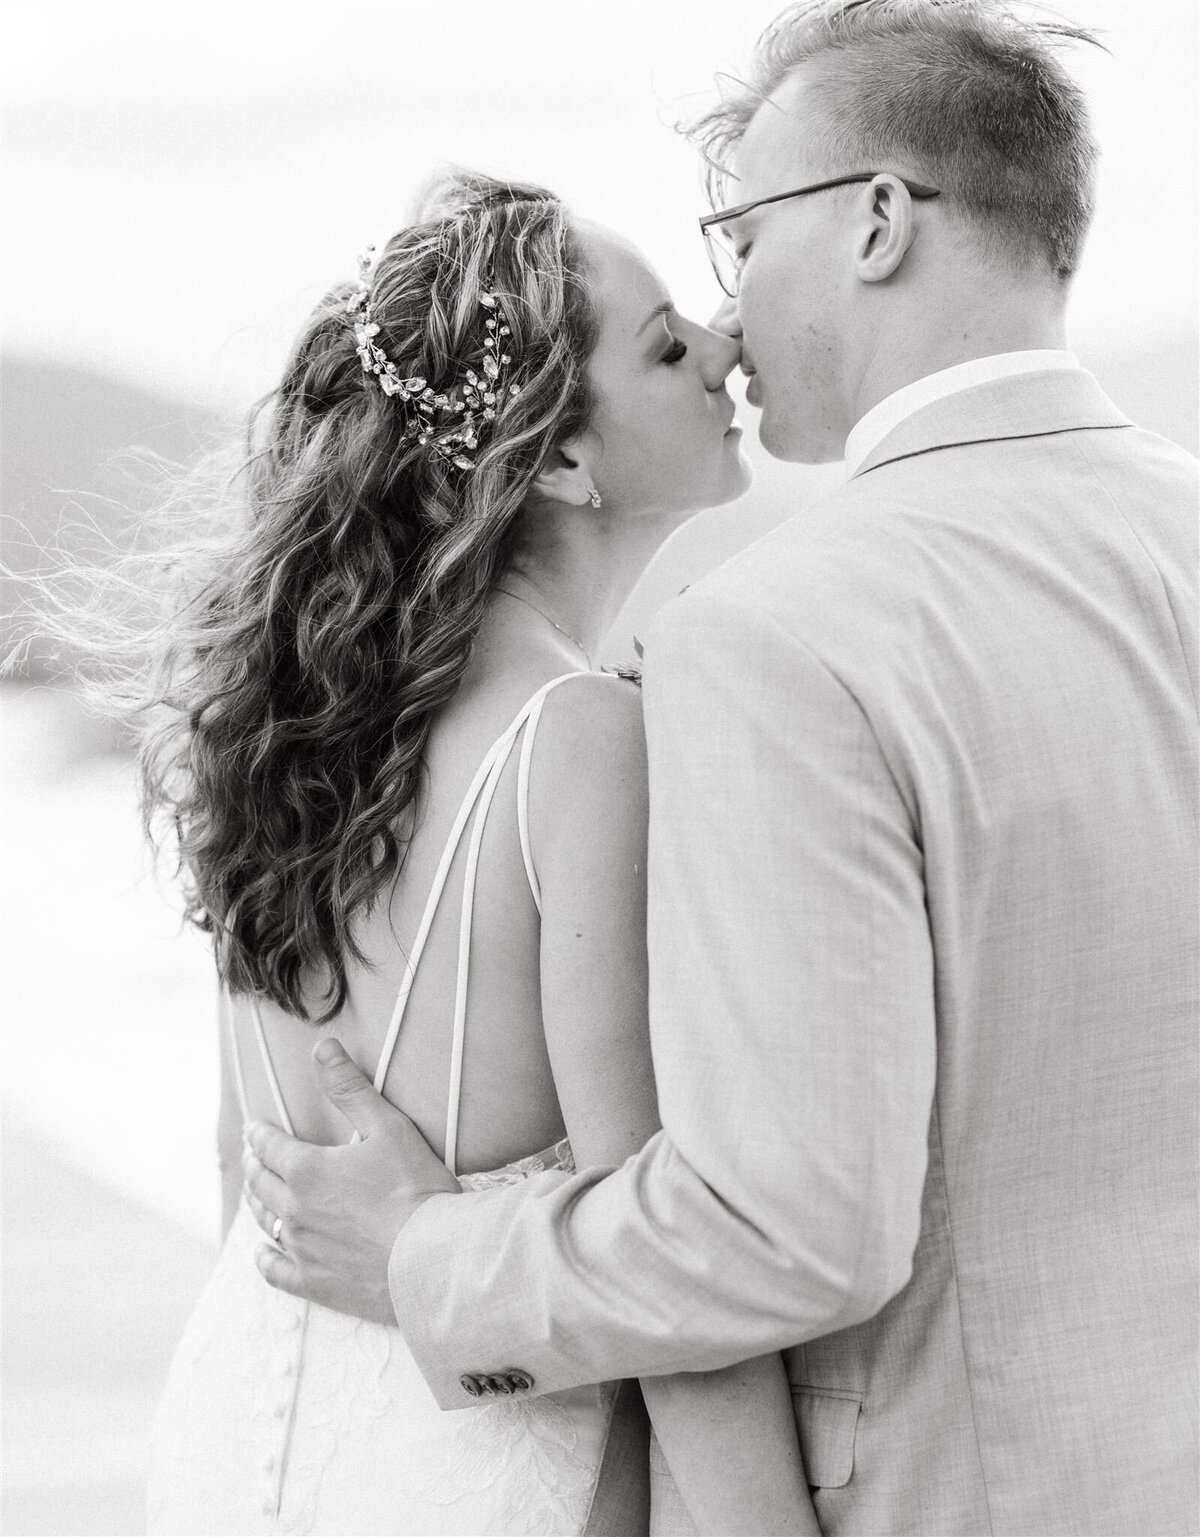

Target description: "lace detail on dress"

left=275, top=1306, right=394, bottom=1535
left=149, top=1140, right=611, bottom=1536
left=394, top=1382, right=615, bottom=1537
left=459, top=1136, right=575, bottom=1192
left=286, top=1139, right=583, bottom=1533
left=394, top=1137, right=612, bottom=1535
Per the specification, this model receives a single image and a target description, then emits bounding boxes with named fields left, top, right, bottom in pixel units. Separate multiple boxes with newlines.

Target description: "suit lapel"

left=851, top=368, right=1133, bottom=480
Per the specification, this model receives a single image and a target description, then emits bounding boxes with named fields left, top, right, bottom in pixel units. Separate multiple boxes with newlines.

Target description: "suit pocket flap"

left=791, top=1386, right=862, bottom=1490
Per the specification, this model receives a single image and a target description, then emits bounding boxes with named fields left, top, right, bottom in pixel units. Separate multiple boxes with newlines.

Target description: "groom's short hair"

left=692, top=0, right=1101, bottom=280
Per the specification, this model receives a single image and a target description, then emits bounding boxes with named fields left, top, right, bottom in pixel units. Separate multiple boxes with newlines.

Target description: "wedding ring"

left=271, top=1216, right=284, bottom=1245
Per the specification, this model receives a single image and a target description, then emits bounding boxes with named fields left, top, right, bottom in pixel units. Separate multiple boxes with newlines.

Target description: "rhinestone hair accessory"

left=347, top=246, right=521, bottom=472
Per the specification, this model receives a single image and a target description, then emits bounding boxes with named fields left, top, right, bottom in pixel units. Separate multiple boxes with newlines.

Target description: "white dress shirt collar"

left=843, top=350, right=1081, bottom=478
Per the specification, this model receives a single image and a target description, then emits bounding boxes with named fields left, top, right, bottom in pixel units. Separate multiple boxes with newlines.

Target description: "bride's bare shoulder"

left=539, top=669, right=645, bottom=751
left=527, top=670, right=647, bottom=831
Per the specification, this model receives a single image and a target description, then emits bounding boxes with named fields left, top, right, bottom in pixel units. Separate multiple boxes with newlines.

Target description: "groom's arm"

left=391, top=585, right=937, bottom=1408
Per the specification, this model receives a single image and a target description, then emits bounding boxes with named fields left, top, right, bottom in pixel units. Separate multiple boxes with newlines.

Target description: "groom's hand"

left=242, top=1038, right=460, bottom=1325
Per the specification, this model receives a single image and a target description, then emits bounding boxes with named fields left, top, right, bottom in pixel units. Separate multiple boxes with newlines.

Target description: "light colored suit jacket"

left=391, top=369, right=1199, bottom=1536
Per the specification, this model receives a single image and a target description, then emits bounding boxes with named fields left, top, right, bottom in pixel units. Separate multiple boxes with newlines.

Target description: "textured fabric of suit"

left=391, top=370, right=1199, bottom=1536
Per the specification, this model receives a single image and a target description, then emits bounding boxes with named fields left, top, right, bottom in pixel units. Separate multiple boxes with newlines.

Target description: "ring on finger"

left=272, top=1215, right=284, bottom=1245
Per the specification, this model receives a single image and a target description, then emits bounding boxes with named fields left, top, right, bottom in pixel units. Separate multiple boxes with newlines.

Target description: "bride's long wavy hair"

left=78, top=171, right=598, bottom=1021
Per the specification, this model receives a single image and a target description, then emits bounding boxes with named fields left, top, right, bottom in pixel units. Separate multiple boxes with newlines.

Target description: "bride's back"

left=230, top=621, right=603, bottom=1173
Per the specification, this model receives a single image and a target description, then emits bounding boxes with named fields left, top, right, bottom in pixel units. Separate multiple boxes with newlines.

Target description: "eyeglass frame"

left=698, top=172, right=943, bottom=297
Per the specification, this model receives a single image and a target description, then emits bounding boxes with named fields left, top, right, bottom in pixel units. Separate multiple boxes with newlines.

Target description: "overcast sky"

left=5, top=0, right=1197, bottom=409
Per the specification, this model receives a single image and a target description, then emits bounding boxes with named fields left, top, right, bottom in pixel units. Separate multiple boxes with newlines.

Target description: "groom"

left=244, top=2, right=1199, bottom=1532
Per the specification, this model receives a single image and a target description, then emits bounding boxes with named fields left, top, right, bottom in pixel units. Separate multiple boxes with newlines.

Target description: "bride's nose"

left=699, top=321, right=743, bottom=390
left=706, top=296, right=741, bottom=339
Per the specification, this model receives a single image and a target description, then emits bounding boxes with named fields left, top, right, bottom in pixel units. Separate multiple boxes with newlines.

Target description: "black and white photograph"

left=3, top=1, right=1197, bottom=1533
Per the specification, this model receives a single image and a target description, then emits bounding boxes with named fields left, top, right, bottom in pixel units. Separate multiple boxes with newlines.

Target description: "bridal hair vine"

left=347, top=246, right=521, bottom=471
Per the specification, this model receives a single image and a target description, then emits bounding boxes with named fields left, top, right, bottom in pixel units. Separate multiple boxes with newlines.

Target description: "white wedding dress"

left=147, top=674, right=623, bottom=1536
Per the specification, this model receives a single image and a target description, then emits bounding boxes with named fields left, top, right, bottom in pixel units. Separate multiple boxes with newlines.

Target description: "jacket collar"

left=850, top=368, right=1132, bottom=480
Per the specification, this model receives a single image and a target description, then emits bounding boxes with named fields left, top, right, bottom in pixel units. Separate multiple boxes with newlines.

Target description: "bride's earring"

left=587, top=486, right=602, bottom=508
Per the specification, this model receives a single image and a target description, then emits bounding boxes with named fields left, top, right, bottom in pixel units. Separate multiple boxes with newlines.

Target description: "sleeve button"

left=506, top=1369, right=534, bottom=1392
left=459, top=1374, right=483, bottom=1397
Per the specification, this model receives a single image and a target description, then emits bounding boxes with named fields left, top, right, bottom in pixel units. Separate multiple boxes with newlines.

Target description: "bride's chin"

left=685, top=472, right=755, bottom=521
left=719, top=446, right=755, bottom=504
left=645, top=454, right=755, bottom=526
left=693, top=442, right=754, bottom=511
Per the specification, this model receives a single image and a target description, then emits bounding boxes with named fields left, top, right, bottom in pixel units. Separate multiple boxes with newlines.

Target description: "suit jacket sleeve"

left=389, top=586, right=937, bottom=1408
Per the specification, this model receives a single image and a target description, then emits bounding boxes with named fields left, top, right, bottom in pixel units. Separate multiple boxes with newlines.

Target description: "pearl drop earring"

left=587, top=486, right=602, bottom=508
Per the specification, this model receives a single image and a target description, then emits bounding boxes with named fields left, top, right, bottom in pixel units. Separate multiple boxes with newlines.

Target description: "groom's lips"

left=745, top=373, right=762, bottom=406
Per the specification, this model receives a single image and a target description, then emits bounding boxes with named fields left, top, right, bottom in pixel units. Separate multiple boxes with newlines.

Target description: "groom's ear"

left=530, top=435, right=597, bottom=507
left=854, top=174, right=918, bottom=284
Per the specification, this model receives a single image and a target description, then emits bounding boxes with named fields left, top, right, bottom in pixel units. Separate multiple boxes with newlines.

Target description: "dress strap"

left=222, top=988, right=250, bottom=1125
left=222, top=982, right=293, bottom=1139
left=444, top=741, right=512, bottom=1175
left=249, top=999, right=295, bottom=1136
left=517, top=671, right=595, bottom=916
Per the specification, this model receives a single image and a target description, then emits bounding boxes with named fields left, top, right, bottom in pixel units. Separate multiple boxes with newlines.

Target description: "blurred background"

left=2, top=1, right=1196, bottom=1530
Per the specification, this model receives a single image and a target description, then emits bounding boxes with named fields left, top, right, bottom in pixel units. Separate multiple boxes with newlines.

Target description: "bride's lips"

left=745, top=374, right=762, bottom=406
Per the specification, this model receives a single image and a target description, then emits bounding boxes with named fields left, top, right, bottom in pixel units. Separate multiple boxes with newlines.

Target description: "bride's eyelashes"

left=661, top=337, right=688, bottom=365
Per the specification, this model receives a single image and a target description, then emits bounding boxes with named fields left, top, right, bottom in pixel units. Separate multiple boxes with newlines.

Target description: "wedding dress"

left=147, top=673, right=621, bottom=1536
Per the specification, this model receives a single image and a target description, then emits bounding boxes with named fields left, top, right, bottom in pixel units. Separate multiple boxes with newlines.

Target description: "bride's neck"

left=503, top=500, right=672, bottom=660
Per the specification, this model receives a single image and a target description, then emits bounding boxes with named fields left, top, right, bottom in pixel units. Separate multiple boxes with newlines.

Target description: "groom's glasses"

left=699, top=173, right=942, bottom=297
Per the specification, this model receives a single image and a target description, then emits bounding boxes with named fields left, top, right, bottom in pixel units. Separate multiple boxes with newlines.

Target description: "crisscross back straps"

left=369, top=720, right=525, bottom=1099
left=374, top=672, right=587, bottom=1172
left=443, top=671, right=589, bottom=1171
left=234, top=671, right=589, bottom=1160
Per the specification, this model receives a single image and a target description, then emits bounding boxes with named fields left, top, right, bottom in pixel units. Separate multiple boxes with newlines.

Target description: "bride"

left=144, top=170, right=816, bottom=1535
